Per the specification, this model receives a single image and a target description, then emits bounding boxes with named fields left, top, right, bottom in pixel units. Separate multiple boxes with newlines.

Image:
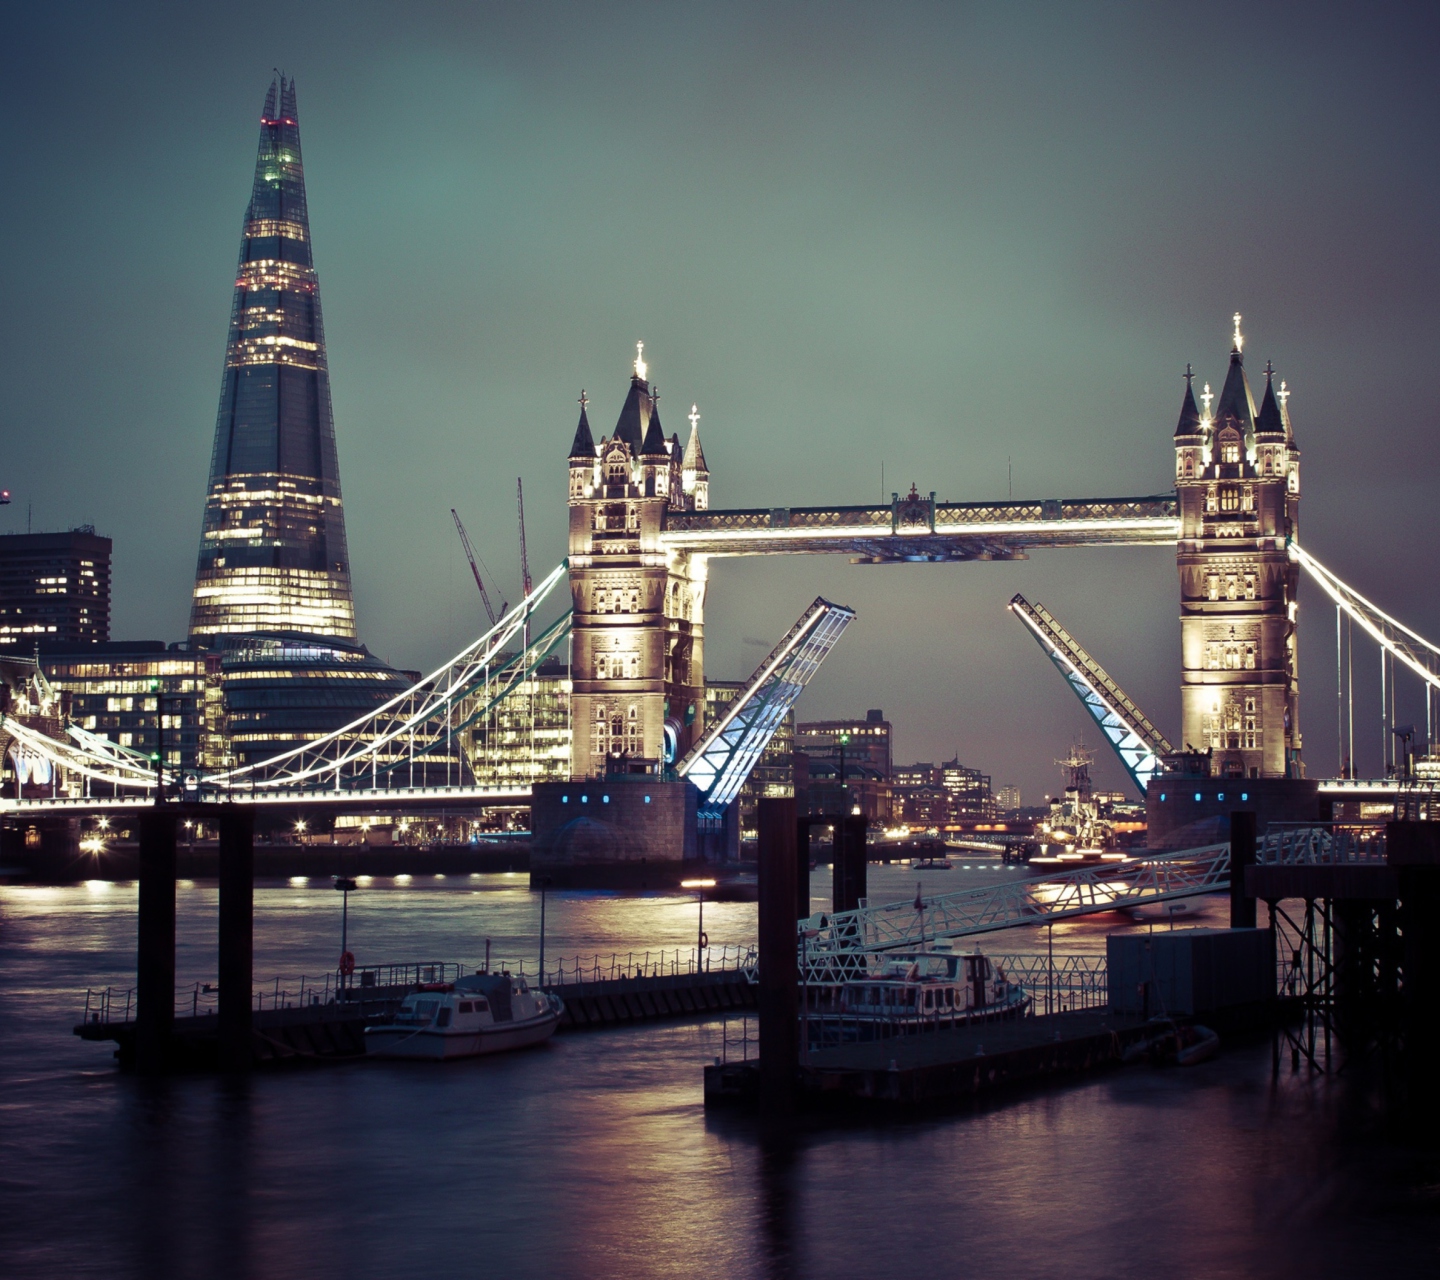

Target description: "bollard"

left=757, top=797, right=798, bottom=1118
left=135, top=810, right=177, bottom=1074
left=1229, top=810, right=1257, bottom=929
left=218, top=809, right=255, bottom=1072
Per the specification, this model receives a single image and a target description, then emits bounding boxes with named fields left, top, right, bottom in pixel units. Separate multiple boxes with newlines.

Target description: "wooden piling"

left=1229, top=810, right=1256, bottom=929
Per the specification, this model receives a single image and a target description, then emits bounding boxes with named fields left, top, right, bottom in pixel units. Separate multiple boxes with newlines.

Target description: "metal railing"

left=537, top=945, right=757, bottom=987
left=1256, top=823, right=1388, bottom=865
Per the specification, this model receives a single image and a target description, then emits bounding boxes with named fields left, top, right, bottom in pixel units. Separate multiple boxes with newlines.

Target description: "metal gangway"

left=802, top=843, right=1232, bottom=980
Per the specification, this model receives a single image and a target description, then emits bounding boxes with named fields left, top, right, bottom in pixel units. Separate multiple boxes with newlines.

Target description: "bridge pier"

left=834, top=815, right=867, bottom=915
left=757, top=797, right=798, bottom=1118
left=217, top=810, right=255, bottom=1072
left=135, top=810, right=177, bottom=1075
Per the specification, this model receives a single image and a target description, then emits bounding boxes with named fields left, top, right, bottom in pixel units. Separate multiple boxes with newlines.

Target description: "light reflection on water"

left=1, top=866, right=1435, bottom=1279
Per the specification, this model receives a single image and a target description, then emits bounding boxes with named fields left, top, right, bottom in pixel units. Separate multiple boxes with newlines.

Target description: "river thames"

left=1, top=866, right=1436, bottom=1279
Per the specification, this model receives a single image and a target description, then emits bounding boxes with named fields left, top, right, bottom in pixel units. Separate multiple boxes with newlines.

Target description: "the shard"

left=189, top=75, right=355, bottom=642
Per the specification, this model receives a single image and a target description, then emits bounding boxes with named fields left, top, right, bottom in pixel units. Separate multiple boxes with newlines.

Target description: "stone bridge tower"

left=1174, top=317, right=1302, bottom=778
left=566, top=346, right=711, bottom=780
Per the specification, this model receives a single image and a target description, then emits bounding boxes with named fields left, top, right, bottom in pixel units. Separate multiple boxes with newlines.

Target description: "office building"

left=0, top=529, right=111, bottom=651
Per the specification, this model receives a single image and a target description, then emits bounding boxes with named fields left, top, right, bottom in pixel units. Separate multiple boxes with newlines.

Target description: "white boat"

left=363, top=972, right=564, bottom=1060
left=840, top=948, right=1029, bottom=1024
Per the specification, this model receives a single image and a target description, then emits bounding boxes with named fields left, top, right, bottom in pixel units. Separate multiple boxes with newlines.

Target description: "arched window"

left=1219, top=429, right=1241, bottom=465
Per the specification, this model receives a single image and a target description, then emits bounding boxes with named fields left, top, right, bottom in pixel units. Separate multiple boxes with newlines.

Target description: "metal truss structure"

left=678, top=597, right=855, bottom=817
left=802, top=843, right=1232, bottom=978
left=1, top=562, right=573, bottom=805
left=1009, top=593, right=1172, bottom=794
left=660, top=494, right=1180, bottom=561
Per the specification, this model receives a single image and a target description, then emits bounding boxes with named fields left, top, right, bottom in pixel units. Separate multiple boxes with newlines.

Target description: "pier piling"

left=218, top=810, right=255, bottom=1072
left=1229, top=810, right=1256, bottom=929
left=135, top=810, right=177, bottom=1074
left=757, top=797, right=798, bottom=1118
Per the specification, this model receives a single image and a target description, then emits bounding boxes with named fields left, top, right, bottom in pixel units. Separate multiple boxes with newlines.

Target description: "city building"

left=0, top=529, right=111, bottom=651
left=464, top=654, right=573, bottom=789
left=796, top=710, right=892, bottom=778
left=705, top=680, right=795, bottom=842
left=942, top=758, right=995, bottom=818
left=995, top=783, right=1022, bottom=813
left=1174, top=316, right=1301, bottom=779
left=219, top=635, right=417, bottom=767
left=190, top=76, right=356, bottom=643
left=182, top=77, right=415, bottom=766
left=40, top=642, right=226, bottom=772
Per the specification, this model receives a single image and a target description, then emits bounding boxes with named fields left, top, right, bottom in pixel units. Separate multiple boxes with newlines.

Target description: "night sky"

left=3, top=3, right=1438, bottom=802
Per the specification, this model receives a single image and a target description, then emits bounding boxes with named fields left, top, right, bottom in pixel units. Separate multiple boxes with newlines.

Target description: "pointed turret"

left=1211, top=313, right=1257, bottom=438
left=1279, top=379, right=1295, bottom=443
left=569, top=392, right=596, bottom=459
left=1174, top=365, right=1202, bottom=437
left=612, top=342, right=651, bottom=451
left=683, top=411, right=708, bottom=473
left=1255, top=363, right=1284, bottom=437
left=640, top=396, right=668, bottom=457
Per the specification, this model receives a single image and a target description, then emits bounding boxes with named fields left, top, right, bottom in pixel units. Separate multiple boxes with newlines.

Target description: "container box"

left=1107, top=927, right=1274, bottom=1016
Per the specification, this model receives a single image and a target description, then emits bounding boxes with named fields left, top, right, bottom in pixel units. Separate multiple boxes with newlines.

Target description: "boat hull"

left=364, top=1008, right=561, bottom=1060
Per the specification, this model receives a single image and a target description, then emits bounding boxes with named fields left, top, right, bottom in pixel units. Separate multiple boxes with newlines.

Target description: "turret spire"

left=1174, top=365, right=1202, bottom=437
left=569, top=389, right=596, bottom=458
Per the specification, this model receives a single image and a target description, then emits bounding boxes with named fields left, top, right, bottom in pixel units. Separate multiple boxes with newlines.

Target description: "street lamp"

left=681, top=878, right=717, bottom=969
left=334, top=875, right=358, bottom=992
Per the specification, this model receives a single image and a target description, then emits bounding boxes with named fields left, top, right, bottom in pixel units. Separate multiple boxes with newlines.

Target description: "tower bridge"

left=5, top=315, right=1437, bottom=889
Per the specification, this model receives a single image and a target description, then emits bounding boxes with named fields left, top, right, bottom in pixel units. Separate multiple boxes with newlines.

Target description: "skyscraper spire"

left=190, top=77, right=356, bottom=642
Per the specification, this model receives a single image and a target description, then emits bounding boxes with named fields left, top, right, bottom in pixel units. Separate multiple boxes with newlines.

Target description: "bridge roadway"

left=0, top=784, right=531, bottom=817
left=659, top=495, right=1180, bottom=560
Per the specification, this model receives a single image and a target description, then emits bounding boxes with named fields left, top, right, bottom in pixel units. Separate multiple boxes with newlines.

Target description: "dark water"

left=2, top=867, right=1437, bottom=1279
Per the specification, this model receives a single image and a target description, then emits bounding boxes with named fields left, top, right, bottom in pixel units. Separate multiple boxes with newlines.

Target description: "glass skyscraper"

left=190, top=75, right=355, bottom=642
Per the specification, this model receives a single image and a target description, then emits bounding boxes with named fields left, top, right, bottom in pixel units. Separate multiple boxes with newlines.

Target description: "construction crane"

left=450, top=508, right=506, bottom=626
left=516, top=478, right=532, bottom=600
left=1009, top=593, right=1172, bottom=796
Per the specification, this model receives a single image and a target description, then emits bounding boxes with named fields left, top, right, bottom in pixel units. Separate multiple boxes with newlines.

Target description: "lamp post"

left=537, top=876, right=552, bottom=984
left=681, top=878, right=716, bottom=970
left=334, top=876, right=357, bottom=992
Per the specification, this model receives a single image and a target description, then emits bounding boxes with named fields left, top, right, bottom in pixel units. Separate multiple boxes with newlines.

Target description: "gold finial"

left=1201, top=381, right=1213, bottom=419
left=688, top=403, right=700, bottom=432
left=1278, top=379, right=1290, bottom=407
left=634, top=341, right=647, bottom=381
left=1232, top=312, right=1244, bottom=352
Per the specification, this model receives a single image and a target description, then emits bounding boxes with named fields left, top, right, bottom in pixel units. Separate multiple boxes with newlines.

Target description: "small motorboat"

left=910, top=856, right=953, bottom=870
left=1121, top=1018, right=1221, bottom=1067
left=364, top=972, right=563, bottom=1060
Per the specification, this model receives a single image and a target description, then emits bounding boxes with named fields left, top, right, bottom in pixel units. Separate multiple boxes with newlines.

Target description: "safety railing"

left=537, top=945, right=758, bottom=988
left=1256, top=823, right=1388, bottom=865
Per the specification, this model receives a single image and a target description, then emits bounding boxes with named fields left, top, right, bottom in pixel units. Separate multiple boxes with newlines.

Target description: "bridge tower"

left=566, top=347, right=711, bottom=779
left=1174, top=316, right=1302, bottom=779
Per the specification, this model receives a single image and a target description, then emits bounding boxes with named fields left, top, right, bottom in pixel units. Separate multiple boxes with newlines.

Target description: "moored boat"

left=364, top=972, right=563, bottom=1060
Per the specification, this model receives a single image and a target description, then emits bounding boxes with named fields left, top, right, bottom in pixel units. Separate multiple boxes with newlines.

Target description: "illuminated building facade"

left=464, top=655, right=573, bottom=787
left=41, top=642, right=226, bottom=770
left=1174, top=317, right=1301, bottom=779
left=0, top=530, right=110, bottom=650
left=566, top=348, right=711, bottom=778
left=796, top=710, right=893, bottom=779
left=220, top=635, right=415, bottom=766
left=190, top=76, right=355, bottom=643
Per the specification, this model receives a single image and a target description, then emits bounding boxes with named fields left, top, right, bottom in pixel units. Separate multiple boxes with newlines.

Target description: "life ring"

left=339, top=950, right=355, bottom=976
left=699, top=931, right=709, bottom=951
